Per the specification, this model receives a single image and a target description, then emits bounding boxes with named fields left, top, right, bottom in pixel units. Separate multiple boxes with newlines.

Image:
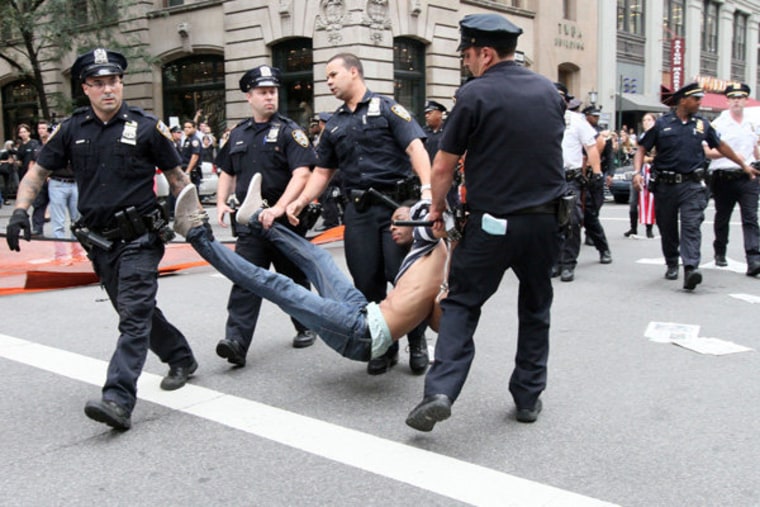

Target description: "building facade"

left=0, top=0, right=601, bottom=141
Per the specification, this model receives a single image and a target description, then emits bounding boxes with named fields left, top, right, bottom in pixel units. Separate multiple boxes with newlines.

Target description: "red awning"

left=699, top=92, right=760, bottom=112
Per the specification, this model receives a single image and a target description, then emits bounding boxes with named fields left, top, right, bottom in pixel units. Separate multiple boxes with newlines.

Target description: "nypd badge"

left=292, top=129, right=310, bottom=148
left=391, top=104, right=412, bottom=122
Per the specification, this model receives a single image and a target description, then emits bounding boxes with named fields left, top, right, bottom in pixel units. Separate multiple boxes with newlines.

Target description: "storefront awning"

left=619, top=93, right=670, bottom=112
left=699, top=92, right=760, bottom=112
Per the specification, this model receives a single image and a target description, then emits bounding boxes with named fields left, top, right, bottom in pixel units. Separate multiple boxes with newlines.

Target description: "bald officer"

left=633, top=82, right=757, bottom=290
left=405, top=14, right=566, bottom=431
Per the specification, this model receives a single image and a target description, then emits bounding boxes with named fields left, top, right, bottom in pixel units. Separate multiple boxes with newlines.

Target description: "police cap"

left=424, top=100, right=447, bottom=113
left=582, top=105, right=602, bottom=116
left=554, top=82, right=569, bottom=99
left=239, top=65, right=281, bottom=92
left=672, top=82, right=704, bottom=102
left=724, top=82, right=750, bottom=98
left=457, top=14, right=523, bottom=52
left=170, top=125, right=181, bottom=134
left=72, top=48, right=127, bottom=81
left=567, top=98, right=582, bottom=111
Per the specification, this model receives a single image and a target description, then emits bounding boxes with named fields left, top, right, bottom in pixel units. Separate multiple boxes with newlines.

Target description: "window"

left=393, top=37, right=425, bottom=118
left=2, top=80, right=39, bottom=141
left=617, top=0, right=644, bottom=35
left=732, top=12, right=747, bottom=61
left=273, top=38, right=314, bottom=130
left=701, top=1, right=719, bottom=53
left=162, top=55, right=225, bottom=136
left=663, top=0, right=685, bottom=37
left=563, top=0, right=576, bottom=22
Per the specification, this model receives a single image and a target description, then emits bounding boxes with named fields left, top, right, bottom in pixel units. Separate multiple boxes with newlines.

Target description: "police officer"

left=633, top=82, right=757, bottom=290
left=705, top=82, right=760, bottom=276
left=213, top=65, right=317, bottom=367
left=286, top=52, right=432, bottom=375
left=581, top=104, right=612, bottom=260
left=555, top=85, right=609, bottom=282
left=423, top=100, right=447, bottom=162
left=5, top=48, right=198, bottom=431
left=405, top=14, right=566, bottom=431
left=180, top=119, right=202, bottom=191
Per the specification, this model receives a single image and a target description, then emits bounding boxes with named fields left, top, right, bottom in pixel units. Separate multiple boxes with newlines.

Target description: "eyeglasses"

left=83, top=77, right=122, bottom=90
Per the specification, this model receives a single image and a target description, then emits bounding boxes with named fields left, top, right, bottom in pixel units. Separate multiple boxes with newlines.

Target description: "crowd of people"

left=5, top=13, right=760, bottom=435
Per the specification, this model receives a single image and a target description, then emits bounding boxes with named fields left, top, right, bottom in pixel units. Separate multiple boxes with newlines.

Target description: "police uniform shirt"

left=561, top=110, right=597, bottom=169
left=18, top=138, right=41, bottom=174
left=316, top=90, right=426, bottom=192
left=180, top=135, right=202, bottom=167
left=423, top=121, right=445, bottom=162
left=708, top=110, right=758, bottom=171
left=215, top=114, right=316, bottom=204
left=639, top=111, right=721, bottom=174
left=439, top=60, right=566, bottom=215
left=36, top=102, right=182, bottom=230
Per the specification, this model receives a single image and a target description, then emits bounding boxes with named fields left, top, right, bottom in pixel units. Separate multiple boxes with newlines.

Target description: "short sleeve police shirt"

left=709, top=110, right=758, bottom=170
left=36, top=102, right=181, bottom=229
left=215, top=114, right=316, bottom=204
left=561, top=111, right=597, bottom=169
left=316, top=90, right=426, bottom=191
left=180, top=136, right=202, bottom=166
left=639, top=111, right=721, bottom=174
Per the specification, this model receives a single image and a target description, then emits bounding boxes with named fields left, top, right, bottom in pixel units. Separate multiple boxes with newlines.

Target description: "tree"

left=0, top=0, right=147, bottom=120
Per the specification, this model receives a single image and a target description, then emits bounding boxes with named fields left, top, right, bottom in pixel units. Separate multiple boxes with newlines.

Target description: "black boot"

left=624, top=212, right=637, bottom=237
left=646, top=224, right=654, bottom=238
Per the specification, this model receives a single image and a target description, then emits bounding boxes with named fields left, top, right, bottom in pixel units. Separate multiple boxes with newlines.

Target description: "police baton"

left=392, top=220, right=436, bottom=227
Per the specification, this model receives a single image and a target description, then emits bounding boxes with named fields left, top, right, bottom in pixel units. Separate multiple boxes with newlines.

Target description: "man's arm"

left=631, top=145, right=648, bottom=191
left=260, top=167, right=311, bottom=229
left=185, top=153, right=200, bottom=177
left=716, top=140, right=760, bottom=178
left=216, top=171, right=236, bottom=227
left=428, top=150, right=459, bottom=228
left=285, top=166, right=334, bottom=225
left=406, top=138, right=432, bottom=199
left=14, top=162, right=51, bottom=210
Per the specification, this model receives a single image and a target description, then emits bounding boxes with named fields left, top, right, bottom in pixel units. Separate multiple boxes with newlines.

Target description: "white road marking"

left=0, top=333, right=617, bottom=507
left=636, top=257, right=748, bottom=273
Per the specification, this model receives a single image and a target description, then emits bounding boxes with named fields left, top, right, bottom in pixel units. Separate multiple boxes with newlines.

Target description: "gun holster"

left=558, top=192, right=576, bottom=231
left=71, top=224, right=114, bottom=252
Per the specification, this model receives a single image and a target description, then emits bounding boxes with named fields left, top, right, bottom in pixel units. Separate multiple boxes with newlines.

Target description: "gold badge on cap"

left=94, top=48, right=108, bottom=65
left=391, top=104, right=412, bottom=122
left=292, top=129, right=309, bottom=148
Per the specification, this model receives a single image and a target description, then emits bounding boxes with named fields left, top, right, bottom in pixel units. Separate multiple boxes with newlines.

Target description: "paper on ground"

left=671, top=336, right=754, bottom=355
left=645, top=321, right=700, bottom=343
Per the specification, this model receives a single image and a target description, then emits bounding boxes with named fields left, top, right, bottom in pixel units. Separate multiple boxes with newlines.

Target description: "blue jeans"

left=187, top=221, right=372, bottom=361
left=48, top=179, right=79, bottom=239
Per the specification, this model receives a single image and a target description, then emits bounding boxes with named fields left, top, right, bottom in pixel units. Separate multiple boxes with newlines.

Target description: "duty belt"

left=711, top=169, right=746, bottom=182
left=50, top=176, right=75, bottom=183
left=565, top=168, right=582, bottom=181
left=511, top=200, right=558, bottom=216
left=655, top=169, right=704, bottom=184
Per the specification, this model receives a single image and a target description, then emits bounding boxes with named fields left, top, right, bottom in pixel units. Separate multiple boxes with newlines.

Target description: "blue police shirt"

left=36, top=102, right=181, bottom=230
left=638, top=111, right=721, bottom=174
left=316, top=90, right=426, bottom=192
left=215, top=113, right=316, bottom=204
left=440, top=60, right=566, bottom=215
left=180, top=135, right=202, bottom=167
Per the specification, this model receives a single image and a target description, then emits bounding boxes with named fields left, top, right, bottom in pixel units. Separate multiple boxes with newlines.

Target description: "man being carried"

left=173, top=174, right=450, bottom=361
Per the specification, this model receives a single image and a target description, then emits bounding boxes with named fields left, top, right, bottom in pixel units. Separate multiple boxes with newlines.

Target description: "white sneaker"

left=173, top=185, right=208, bottom=237
left=236, top=173, right=263, bottom=225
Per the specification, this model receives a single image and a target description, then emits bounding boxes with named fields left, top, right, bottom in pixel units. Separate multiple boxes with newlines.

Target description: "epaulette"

left=71, top=106, right=89, bottom=116
left=232, top=118, right=251, bottom=131
left=128, top=105, right=154, bottom=120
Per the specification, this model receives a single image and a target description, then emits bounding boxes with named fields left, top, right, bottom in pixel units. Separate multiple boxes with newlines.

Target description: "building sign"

left=555, top=23, right=584, bottom=50
left=695, top=75, right=730, bottom=93
left=670, top=37, right=684, bottom=91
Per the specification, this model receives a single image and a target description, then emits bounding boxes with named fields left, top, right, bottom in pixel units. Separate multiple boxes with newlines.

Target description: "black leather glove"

left=6, top=208, right=31, bottom=251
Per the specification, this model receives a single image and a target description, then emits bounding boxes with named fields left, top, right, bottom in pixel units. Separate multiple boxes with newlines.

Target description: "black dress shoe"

left=599, top=251, right=612, bottom=264
left=84, top=399, right=131, bottom=431
left=623, top=228, right=637, bottom=237
left=367, top=343, right=398, bottom=375
left=408, top=335, right=429, bottom=375
left=516, top=399, right=543, bottom=423
left=715, top=254, right=728, bottom=267
left=665, top=265, right=679, bottom=280
left=560, top=268, right=574, bottom=282
left=216, top=339, right=246, bottom=367
left=292, top=330, right=316, bottom=348
left=646, top=225, right=654, bottom=238
left=405, top=394, right=452, bottom=432
left=584, top=235, right=594, bottom=246
left=160, top=359, right=198, bottom=390
left=747, top=260, right=760, bottom=277
left=550, top=265, right=560, bottom=278
left=683, top=268, right=702, bottom=290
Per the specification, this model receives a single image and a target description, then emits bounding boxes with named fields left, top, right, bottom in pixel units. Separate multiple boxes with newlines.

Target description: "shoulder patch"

left=292, top=129, right=310, bottom=148
left=47, top=123, right=63, bottom=142
left=391, top=104, right=412, bottom=122
left=156, top=120, right=173, bottom=141
left=191, top=139, right=200, bottom=147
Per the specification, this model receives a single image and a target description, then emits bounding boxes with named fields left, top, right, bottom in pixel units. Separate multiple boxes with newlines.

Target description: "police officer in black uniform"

left=213, top=65, right=316, bottom=367
left=286, top=52, right=432, bottom=375
left=6, top=48, right=198, bottom=431
left=581, top=104, right=612, bottom=261
left=180, top=120, right=202, bottom=191
left=405, top=14, right=566, bottom=431
left=423, top=100, right=447, bottom=162
left=633, top=82, right=757, bottom=290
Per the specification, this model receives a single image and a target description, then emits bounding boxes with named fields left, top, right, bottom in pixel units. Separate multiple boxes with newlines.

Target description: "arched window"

left=2, top=80, right=39, bottom=141
left=162, top=55, right=225, bottom=136
left=273, top=38, right=314, bottom=130
left=394, top=37, right=425, bottom=117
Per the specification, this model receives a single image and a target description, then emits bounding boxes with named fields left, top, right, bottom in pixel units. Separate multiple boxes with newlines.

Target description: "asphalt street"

left=1, top=198, right=759, bottom=506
